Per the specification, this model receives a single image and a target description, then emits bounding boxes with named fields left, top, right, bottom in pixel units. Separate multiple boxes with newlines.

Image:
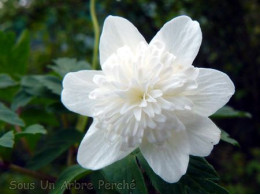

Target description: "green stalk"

left=76, top=0, right=99, bottom=132
left=75, top=115, right=88, bottom=132
left=90, top=0, right=100, bottom=70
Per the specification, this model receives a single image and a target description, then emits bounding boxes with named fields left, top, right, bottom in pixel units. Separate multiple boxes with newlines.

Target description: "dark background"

left=0, top=0, right=259, bottom=193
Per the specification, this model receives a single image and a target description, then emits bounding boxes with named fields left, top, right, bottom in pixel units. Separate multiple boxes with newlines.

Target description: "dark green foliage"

left=102, top=155, right=148, bottom=194
left=27, top=129, right=83, bottom=170
left=89, top=171, right=119, bottom=194
left=0, top=30, right=30, bottom=76
left=137, top=154, right=228, bottom=193
left=51, top=165, right=92, bottom=194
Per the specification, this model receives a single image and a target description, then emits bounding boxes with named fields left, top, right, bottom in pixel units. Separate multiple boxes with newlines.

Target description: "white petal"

left=61, top=70, right=102, bottom=116
left=99, top=15, right=146, bottom=65
left=151, top=15, right=202, bottom=67
left=140, top=130, right=190, bottom=183
left=177, top=111, right=221, bottom=156
left=77, top=120, right=136, bottom=170
left=188, top=68, right=235, bottom=116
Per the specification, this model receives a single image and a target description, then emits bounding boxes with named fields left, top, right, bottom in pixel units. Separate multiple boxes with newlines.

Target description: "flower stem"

left=90, top=0, right=100, bottom=70
left=67, top=146, right=74, bottom=166
left=75, top=115, right=88, bottom=132
left=75, top=0, right=99, bottom=132
left=75, top=1, right=99, bottom=132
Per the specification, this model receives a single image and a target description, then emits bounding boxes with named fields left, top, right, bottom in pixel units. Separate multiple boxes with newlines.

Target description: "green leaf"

left=0, top=102, right=24, bottom=126
left=0, top=131, right=14, bottom=148
left=0, top=30, right=30, bottom=75
left=89, top=171, right=118, bottom=194
left=21, top=75, right=50, bottom=97
left=0, top=74, right=17, bottom=88
left=49, top=58, right=92, bottom=78
left=185, top=178, right=229, bottom=193
left=16, top=124, right=47, bottom=138
left=221, top=130, right=239, bottom=146
left=51, top=165, right=92, bottom=194
left=102, top=154, right=148, bottom=193
left=12, top=30, right=30, bottom=74
left=0, top=31, right=16, bottom=74
left=21, top=75, right=61, bottom=97
left=188, top=156, right=218, bottom=180
left=36, top=75, right=62, bottom=95
left=0, top=87, right=19, bottom=104
left=0, top=74, right=18, bottom=104
left=27, top=129, right=83, bottom=170
left=11, top=89, right=33, bottom=111
left=212, top=106, right=251, bottom=118
left=137, top=153, right=228, bottom=193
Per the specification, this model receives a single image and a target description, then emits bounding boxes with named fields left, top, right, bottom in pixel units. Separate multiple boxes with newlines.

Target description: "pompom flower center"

left=89, top=41, right=199, bottom=148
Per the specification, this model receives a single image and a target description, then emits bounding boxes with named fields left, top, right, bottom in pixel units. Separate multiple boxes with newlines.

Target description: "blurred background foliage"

left=0, top=0, right=259, bottom=193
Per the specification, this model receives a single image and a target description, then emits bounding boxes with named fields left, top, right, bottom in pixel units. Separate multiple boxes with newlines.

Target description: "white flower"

left=61, top=15, right=235, bottom=183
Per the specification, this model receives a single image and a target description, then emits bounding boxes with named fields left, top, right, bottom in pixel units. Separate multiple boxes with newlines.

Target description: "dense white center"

left=89, top=41, right=199, bottom=149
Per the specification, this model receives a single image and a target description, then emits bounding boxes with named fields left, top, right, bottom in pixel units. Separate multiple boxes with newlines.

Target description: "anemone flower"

left=61, top=15, right=235, bottom=183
